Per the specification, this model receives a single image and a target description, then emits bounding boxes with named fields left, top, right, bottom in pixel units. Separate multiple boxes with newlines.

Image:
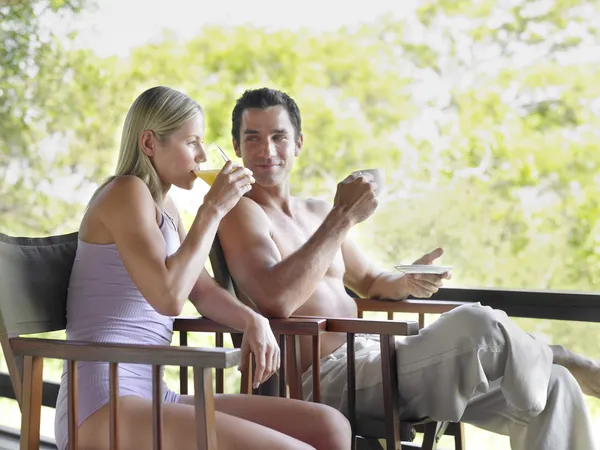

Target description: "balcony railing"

left=2, top=286, right=600, bottom=448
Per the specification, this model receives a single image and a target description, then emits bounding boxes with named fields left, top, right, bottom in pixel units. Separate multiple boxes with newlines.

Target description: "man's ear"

left=294, top=133, right=304, bottom=157
left=140, top=130, right=156, bottom=157
left=233, top=138, right=241, bottom=158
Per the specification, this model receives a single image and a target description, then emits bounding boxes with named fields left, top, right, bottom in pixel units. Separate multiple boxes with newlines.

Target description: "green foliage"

left=0, top=0, right=97, bottom=235
left=3, top=0, right=600, bottom=446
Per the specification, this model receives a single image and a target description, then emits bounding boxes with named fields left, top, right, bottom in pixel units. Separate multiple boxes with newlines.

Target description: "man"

left=218, top=87, right=599, bottom=449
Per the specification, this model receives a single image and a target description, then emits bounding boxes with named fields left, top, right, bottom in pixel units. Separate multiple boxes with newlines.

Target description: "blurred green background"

left=2, top=0, right=600, bottom=447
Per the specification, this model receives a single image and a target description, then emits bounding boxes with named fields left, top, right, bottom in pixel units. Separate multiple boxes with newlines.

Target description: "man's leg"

left=551, top=344, right=600, bottom=398
left=460, top=366, right=594, bottom=450
left=392, top=303, right=595, bottom=449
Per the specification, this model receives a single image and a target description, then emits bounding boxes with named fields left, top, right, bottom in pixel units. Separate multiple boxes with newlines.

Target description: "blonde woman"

left=53, top=86, right=351, bottom=450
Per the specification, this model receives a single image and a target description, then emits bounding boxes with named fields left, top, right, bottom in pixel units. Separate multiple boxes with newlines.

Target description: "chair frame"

left=354, top=294, right=466, bottom=450
left=0, top=231, right=240, bottom=450
left=174, top=316, right=327, bottom=398
left=6, top=335, right=239, bottom=450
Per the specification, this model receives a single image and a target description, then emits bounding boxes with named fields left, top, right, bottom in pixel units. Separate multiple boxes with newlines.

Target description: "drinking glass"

left=194, top=145, right=229, bottom=186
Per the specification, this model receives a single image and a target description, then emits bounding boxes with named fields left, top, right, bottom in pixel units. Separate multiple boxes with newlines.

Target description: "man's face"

left=234, top=105, right=303, bottom=187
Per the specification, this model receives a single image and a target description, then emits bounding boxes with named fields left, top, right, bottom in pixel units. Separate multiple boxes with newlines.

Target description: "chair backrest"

left=209, top=234, right=259, bottom=313
left=0, top=231, right=78, bottom=405
left=209, top=235, right=237, bottom=298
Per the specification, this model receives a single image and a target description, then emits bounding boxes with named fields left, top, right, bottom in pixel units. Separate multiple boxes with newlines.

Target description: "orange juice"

left=194, top=169, right=220, bottom=186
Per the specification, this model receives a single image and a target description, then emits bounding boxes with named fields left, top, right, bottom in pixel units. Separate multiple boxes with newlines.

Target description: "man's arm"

left=341, top=238, right=409, bottom=299
left=343, top=238, right=449, bottom=300
left=218, top=197, right=355, bottom=318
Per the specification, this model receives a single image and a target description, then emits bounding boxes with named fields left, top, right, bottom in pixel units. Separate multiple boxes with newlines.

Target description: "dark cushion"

left=0, top=232, right=78, bottom=335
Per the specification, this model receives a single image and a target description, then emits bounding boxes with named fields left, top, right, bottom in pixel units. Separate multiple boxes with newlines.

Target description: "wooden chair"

left=175, top=316, right=326, bottom=398
left=174, top=237, right=327, bottom=399
left=350, top=290, right=467, bottom=450
left=0, top=231, right=240, bottom=450
left=209, top=235, right=461, bottom=450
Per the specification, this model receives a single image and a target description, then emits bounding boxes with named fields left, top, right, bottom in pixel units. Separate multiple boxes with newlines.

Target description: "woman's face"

left=151, top=113, right=206, bottom=191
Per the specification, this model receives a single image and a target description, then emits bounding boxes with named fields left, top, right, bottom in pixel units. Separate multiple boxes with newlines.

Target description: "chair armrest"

left=356, top=298, right=466, bottom=314
left=326, top=318, right=419, bottom=336
left=174, top=316, right=327, bottom=336
left=269, top=318, right=327, bottom=335
left=174, top=317, right=238, bottom=333
left=10, top=337, right=240, bottom=369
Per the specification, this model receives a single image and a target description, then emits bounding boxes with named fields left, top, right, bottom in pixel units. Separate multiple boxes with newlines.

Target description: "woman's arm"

left=99, top=163, right=252, bottom=316
left=173, top=204, right=279, bottom=389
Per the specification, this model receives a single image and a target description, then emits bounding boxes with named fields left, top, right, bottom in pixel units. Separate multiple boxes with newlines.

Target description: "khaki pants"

left=303, top=303, right=595, bottom=450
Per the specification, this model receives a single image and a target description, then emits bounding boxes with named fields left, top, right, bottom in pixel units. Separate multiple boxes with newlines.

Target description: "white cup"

left=351, top=168, right=384, bottom=196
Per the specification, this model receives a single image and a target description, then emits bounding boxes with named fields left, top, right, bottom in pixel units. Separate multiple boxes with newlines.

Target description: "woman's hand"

left=238, top=314, right=280, bottom=389
left=203, top=161, right=255, bottom=217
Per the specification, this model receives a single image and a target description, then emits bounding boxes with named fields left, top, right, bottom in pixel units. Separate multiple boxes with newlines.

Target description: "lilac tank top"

left=65, top=213, right=179, bottom=346
left=54, top=211, right=181, bottom=450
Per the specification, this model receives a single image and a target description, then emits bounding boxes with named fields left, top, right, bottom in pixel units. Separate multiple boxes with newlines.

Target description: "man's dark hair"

left=231, top=87, right=302, bottom=144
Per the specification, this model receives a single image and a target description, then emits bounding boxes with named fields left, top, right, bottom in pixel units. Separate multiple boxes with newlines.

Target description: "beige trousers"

left=302, top=303, right=595, bottom=450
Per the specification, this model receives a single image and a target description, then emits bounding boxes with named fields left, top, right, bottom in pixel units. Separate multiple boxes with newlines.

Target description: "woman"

left=54, top=86, right=351, bottom=450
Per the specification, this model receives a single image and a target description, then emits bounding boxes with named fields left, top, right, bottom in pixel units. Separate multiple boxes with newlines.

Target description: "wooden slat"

left=11, top=338, right=240, bottom=369
left=1, top=333, right=22, bottom=406
left=285, top=335, right=303, bottom=400
left=380, top=335, right=400, bottom=448
left=278, top=334, right=286, bottom=398
left=215, top=333, right=224, bottom=394
left=174, top=317, right=326, bottom=336
left=173, top=317, right=235, bottom=333
left=109, top=363, right=119, bottom=450
left=194, top=367, right=217, bottom=450
left=356, top=287, right=600, bottom=323
left=179, top=331, right=188, bottom=395
left=347, top=334, right=356, bottom=450
left=311, top=335, right=321, bottom=403
left=387, top=311, right=394, bottom=321
left=270, top=318, right=327, bottom=335
left=326, top=318, right=419, bottom=336
left=20, top=355, right=43, bottom=450
left=419, top=313, right=425, bottom=329
left=421, top=421, right=439, bottom=449
left=240, top=355, right=252, bottom=395
left=67, top=360, right=77, bottom=450
left=152, top=366, right=162, bottom=450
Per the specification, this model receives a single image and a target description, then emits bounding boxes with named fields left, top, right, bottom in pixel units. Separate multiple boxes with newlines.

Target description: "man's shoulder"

left=221, top=196, right=270, bottom=230
left=233, top=196, right=268, bottom=216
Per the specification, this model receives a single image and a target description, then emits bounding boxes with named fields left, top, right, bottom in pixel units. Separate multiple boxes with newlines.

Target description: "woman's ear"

left=294, top=133, right=304, bottom=157
left=140, top=130, right=156, bottom=157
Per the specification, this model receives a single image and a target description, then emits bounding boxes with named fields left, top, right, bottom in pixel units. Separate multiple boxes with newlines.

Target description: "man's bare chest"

left=265, top=210, right=345, bottom=275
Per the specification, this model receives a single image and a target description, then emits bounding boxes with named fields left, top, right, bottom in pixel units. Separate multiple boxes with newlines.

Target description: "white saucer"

left=394, top=265, right=453, bottom=275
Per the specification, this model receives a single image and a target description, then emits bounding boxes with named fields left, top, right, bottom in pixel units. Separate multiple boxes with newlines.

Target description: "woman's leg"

left=77, top=394, right=350, bottom=450
left=180, top=394, right=352, bottom=450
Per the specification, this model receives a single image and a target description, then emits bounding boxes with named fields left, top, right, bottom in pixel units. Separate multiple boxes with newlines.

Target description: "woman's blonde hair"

left=95, top=86, right=202, bottom=204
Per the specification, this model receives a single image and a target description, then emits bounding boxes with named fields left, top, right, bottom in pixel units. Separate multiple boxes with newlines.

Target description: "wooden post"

left=194, top=367, right=218, bottom=450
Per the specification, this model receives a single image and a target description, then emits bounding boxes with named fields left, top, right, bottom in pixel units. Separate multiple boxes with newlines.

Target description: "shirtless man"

left=218, top=87, right=599, bottom=450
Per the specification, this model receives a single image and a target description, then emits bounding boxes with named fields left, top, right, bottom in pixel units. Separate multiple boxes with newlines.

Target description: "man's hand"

left=238, top=314, right=280, bottom=389
left=333, top=172, right=378, bottom=225
left=403, top=247, right=451, bottom=298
